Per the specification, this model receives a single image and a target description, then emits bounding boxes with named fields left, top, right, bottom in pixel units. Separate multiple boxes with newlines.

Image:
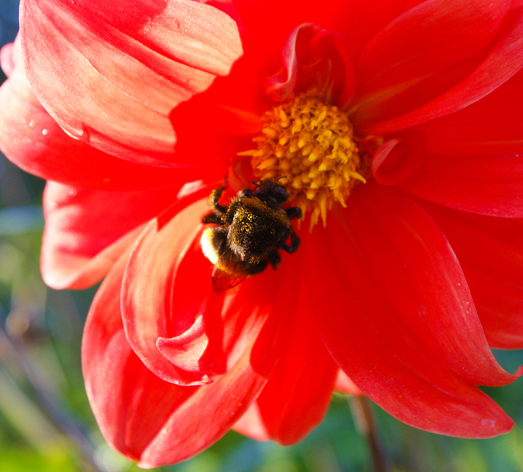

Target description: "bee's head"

left=253, top=178, right=289, bottom=204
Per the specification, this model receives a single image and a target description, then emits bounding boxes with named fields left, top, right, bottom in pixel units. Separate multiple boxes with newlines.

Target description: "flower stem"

left=349, top=395, right=391, bottom=472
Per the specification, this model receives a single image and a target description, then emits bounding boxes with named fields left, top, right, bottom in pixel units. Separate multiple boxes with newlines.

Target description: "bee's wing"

left=211, top=256, right=249, bottom=292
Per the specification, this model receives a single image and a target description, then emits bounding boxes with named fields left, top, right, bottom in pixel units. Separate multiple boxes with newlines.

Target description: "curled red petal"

left=233, top=0, right=418, bottom=67
left=21, top=0, right=242, bottom=165
left=265, top=24, right=356, bottom=107
left=82, top=249, right=285, bottom=468
left=357, top=1, right=523, bottom=135
left=41, top=181, right=185, bottom=289
left=122, top=196, right=225, bottom=385
left=370, top=131, right=426, bottom=186
left=139, top=303, right=288, bottom=467
left=122, top=192, right=294, bottom=385
left=82, top=251, right=190, bottom=462
left=306, top=183, right=518, bottom=437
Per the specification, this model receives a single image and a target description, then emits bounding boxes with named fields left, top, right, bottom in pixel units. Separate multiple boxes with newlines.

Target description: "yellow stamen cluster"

left=241, top=92, right=366, bottom=229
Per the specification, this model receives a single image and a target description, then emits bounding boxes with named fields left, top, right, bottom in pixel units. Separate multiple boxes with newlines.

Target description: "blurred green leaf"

left=0, top=448, right=79, bottom=472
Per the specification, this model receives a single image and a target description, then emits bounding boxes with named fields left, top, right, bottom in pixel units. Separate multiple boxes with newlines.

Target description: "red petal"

left=370, top=132, right=426, bottom=186
left=421, top=202, right=523, bottom=349
left=265, top=24, right=356, bottom=108
left=306, top=183, right=518, bottom=437
left=464, top=266, right=523, bottom=349
left=82, top=250, right=284, bottom=467
left=236, top=366, right=362, bottom=438
left=232, top=403, right=270, bottom=441
left=41, top=181, right=184, bottom=289
left=234, top=254, right=339, bottom=444
left=353, top=0, right=510, bottom=124
left=412, top=69, right=523, bottom=158
left=20, top=0, right=242, bottom=165
left=357, top=1, right=523, bottom=135
left=234, top=0, right=350, bottom=64
left=233, top=0, right=422, bottom=65
left=0, top=37, right=226, bottom=189
left=168, top=56, right=266, bottom=169
left=122, top=193, right=295, bottom=385
left=246, top=281, right=338, bottom=445
left=401, top=154, right=523, bottom=217
left=83, top=251, right=185, bottom=462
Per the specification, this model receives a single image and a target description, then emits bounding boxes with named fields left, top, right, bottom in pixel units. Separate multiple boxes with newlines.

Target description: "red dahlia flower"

left=2, top=0, right=523, bottom=467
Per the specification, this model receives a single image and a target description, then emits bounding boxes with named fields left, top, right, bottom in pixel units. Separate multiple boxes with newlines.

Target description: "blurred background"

left=2, top=2, right=523, bottom=471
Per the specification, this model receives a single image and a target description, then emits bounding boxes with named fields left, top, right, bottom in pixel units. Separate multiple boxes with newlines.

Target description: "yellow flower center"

left=241, top=92, right=367, bottom=229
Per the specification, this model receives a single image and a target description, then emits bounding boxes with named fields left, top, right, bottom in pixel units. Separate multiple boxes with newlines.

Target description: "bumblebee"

left=201, top=178, right=302, bottom=291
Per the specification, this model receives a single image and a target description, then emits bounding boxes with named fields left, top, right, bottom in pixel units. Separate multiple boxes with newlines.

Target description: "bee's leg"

left=285, top=206, right=302, bottom=220
left=248, top=258, right=269, bottom=275
left=280, top=227, right=300, bottom=254
left=202, top=212, right=223, bottom=224
left=267, top=250, right=281, bottom=270
left=209, top=186, right=228, bottom=216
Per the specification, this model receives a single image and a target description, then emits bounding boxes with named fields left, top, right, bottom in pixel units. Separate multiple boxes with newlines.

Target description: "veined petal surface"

left=20, top=0, right=242, bottom=165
